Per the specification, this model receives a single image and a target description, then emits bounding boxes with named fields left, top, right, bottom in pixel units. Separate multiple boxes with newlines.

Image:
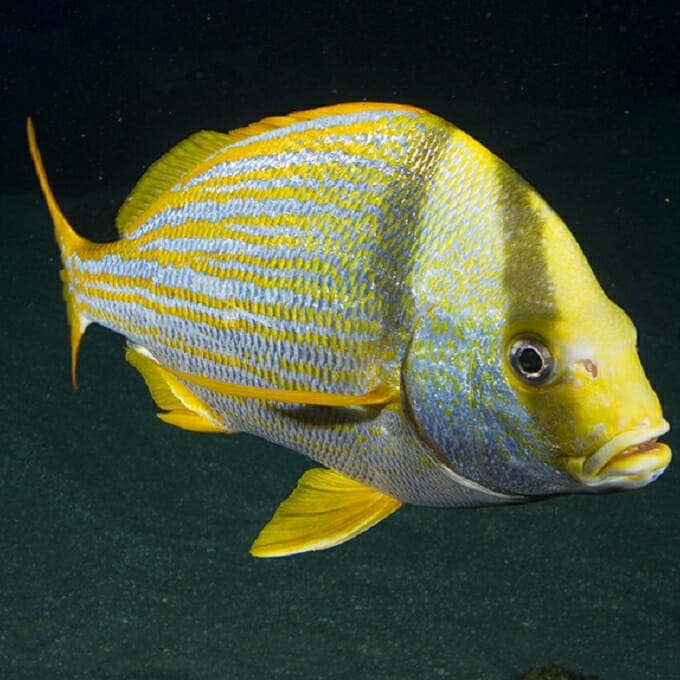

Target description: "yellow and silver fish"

left=27, top=103, right=671, bottom=557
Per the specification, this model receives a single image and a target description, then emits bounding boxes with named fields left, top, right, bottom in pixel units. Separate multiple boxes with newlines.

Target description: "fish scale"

left=73, top=113, right=432, bottom=401
left=27, top=102, right=670, bottom=557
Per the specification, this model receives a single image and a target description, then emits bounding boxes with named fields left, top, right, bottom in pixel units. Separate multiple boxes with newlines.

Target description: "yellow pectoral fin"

left=165, top=366, right=399, bottom=409
left=249, top=468, right=402, bottom=558
left=125, top=345, right=226, bottom=433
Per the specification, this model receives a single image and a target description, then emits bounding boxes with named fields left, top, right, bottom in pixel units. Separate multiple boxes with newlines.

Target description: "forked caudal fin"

left=27, top=118, right=91, bottom=387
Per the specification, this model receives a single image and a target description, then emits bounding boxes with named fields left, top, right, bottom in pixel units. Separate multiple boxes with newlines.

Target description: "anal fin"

left=125, top=344, right=227, bottom=433
left=250, top=468, right=402, bottom=558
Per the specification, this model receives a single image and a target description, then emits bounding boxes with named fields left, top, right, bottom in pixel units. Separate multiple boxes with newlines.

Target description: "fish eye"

left=508, top=336, right=554, bottom=385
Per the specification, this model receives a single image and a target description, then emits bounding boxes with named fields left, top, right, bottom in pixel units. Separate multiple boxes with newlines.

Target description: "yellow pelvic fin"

left=125, top=345, right=226, bottom=433
left=249, top=468, right=402, bottom=557
left=228, top=101, right=426, bottom=141
left=164, top=365, right=399, bottom=409
left=27, top=118, right=90, bottom=388
left=115, top=129, right=235, bottom=237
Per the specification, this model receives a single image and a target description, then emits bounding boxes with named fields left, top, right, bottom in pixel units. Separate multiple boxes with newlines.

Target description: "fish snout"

left=560, top=420, right=671, bottom=490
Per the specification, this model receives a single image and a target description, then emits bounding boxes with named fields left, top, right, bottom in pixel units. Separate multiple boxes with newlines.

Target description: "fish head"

left=501, top=304, right=671, bottom=493
left=403, top=154, right=670, bottom=497
left=500, top=202, right=673, bottom=494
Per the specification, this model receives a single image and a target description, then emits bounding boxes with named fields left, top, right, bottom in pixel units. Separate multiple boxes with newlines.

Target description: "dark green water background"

left=2, top=3, right=678, bottom=678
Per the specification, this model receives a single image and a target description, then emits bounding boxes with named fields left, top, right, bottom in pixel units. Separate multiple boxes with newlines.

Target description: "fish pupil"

left=519, top=347, right=543, bottom=374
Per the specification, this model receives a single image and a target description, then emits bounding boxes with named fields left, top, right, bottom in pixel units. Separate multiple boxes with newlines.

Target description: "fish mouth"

left=563, top=420, right=671, bottom=490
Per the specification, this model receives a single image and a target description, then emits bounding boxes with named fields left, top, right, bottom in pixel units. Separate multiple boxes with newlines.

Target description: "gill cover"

left=402, top=309, right=577, bottom=496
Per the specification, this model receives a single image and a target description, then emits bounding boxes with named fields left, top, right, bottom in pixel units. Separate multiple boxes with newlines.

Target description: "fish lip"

left=584, top=420, right=670, bottom=476
left=564, top=420, right=671, bottom=489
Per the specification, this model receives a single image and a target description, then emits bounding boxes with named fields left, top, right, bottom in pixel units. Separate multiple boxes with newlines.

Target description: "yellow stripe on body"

left=66, top=117, right=421, bottom=392
left=113, top=248, right=350, bottom=298
left=173, top=168, right=390, bottom=210
left=71, top=269, right=383, bottom=346
left=175, top=120, right=418, bottom=186
left=66, top=108, right=441, bottom=413
left=114, top=219, right=304, bottom=251
left=70, top=273, right=390, bottom=390
left=121, top=117, right=422, bottom=238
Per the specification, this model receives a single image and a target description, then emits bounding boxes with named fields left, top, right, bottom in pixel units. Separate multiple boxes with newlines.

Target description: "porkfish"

left=27, top=103, right=671, bottom=557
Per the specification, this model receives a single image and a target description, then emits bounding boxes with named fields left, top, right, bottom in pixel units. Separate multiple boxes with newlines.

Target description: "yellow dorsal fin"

left=250, top=468, right=402, bottom=557
left=115, top=129, right=235, bottom=236
left=227, top=101, right=426, bottom=140
left=27, top=118, right=90, bottom=387
left=125, top=344, right=226, bottom=433
left=164, top=365, right=399, bottom=409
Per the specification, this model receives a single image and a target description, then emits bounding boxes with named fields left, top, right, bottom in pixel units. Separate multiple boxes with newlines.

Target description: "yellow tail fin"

left=27, top=118, right=90, bottom=386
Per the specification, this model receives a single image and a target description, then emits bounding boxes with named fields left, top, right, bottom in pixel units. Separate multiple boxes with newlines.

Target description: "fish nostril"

left=580, top=359, right=599, bottom=378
